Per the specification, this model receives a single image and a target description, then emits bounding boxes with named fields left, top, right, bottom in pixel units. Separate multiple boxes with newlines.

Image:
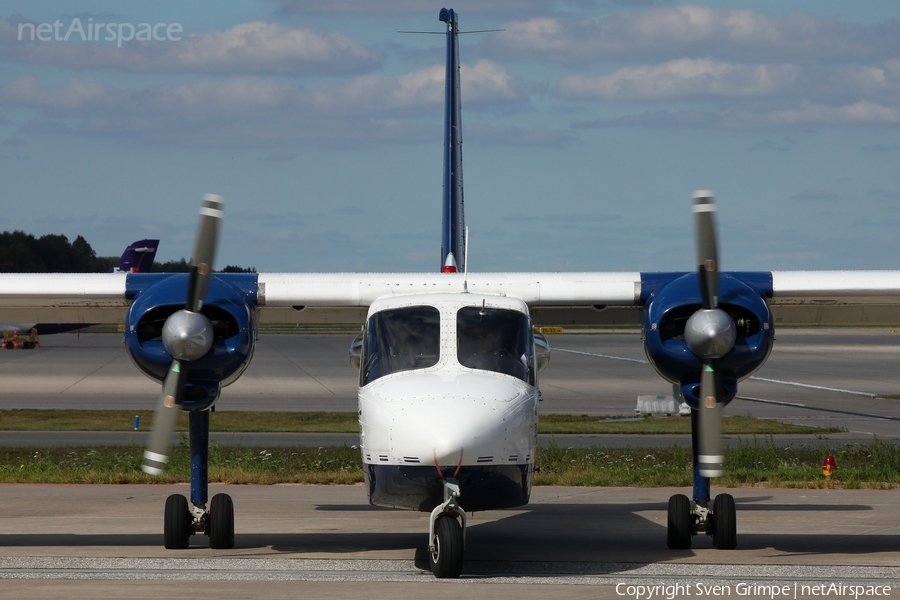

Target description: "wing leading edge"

left=2, top=270, right=900, bottom=314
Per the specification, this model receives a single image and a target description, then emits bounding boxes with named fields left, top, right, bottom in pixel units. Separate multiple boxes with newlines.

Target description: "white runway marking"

left=554, top=348, right=649, bottom=364
left=747, top=376, right=876, bottom=398
left=556, top=347, right=877, bottom=397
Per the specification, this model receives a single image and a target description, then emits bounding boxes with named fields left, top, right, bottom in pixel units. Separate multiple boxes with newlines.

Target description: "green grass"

left=534, top=438, right=900, bottom=488
left=0, top=410, right=360, bottom=433
left=0, top=410, right=838, bottom=435
left=2, top=438, right=898, bottom=487
left=538, top=414, right=840, bottom=435
left=0, top=442, right=362, bottom=485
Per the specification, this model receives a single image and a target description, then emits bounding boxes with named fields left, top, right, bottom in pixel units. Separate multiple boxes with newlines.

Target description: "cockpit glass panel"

left=457, top=306, right=534, bottom=385
left=361, top=305, right=441, bottom=385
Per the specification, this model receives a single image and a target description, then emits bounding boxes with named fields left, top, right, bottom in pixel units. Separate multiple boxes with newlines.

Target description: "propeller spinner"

left=142, top=194, right=223, bottom=476
left=683, top=191, right=735, bottom=478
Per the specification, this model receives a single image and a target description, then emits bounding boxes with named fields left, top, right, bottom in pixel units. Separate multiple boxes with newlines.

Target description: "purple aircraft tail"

left=111, top=239, right=159, bottom=273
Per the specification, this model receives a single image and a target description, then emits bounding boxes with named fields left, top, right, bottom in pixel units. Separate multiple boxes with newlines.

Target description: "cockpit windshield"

left=457, top=306, right=534, bottom=385
left=361, top=305, right=441, bottom=385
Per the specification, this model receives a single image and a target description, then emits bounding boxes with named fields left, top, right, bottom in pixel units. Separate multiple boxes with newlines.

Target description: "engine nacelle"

left=641, top=272, right=774, bottom=407
left=124, top=273, right=258, bottom=410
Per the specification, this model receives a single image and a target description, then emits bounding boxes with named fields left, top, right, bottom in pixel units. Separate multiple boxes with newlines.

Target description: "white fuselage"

left=357, top=293, right=539, bottom=512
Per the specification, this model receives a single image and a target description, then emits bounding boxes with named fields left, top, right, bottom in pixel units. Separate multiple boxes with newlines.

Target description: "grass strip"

left=535, top=438, right=900, bottom=488
left=0, top=443, right=362, bottom=485
left=0, top=410, right=359, bottom=433
left=537, top=414, right=840, bottom=435
left=2, top=438, right=897, bottom=488
left=0, top=410, right=838, bottom=435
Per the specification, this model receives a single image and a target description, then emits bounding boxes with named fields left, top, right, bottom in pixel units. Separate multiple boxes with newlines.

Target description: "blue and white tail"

left=440, top=8, right=465, bottom=274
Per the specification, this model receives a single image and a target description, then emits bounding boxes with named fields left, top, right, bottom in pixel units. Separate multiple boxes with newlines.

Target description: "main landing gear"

left=161, top=410, right=234, bottom=550
left=428, top=479, right=467, bottom=578
left=666, top=408, right=737, bottom=550
left=164, top=492, right=234, bottom=550
left=667, top=492, right=736, bottom=550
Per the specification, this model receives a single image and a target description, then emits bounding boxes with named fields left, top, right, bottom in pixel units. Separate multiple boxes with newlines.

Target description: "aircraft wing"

left=256, top=272, right=642, bottom=307
left=257, top=270, right=900, bottom=307
left=2, top=270, right=900, bottom=311
left=0, top=273, right=128, bottom=307
left=770, top=271, right=900, bottom=305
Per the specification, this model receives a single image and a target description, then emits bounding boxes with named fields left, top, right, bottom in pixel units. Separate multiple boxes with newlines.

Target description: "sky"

left=1, top=1, right=900, bottom=273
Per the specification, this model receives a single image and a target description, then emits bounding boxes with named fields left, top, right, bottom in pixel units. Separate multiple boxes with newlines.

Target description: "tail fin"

left=440, top=8, right=465, bottom=273
left=111, top=239, right=159, bottom=273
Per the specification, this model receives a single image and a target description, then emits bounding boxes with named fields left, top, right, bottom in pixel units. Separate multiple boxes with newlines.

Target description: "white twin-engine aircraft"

left=3, top=8, right=900, bottom=579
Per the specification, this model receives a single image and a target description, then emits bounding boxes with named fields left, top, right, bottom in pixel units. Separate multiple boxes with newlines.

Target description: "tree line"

left=0, top=231, right=254, bottom=273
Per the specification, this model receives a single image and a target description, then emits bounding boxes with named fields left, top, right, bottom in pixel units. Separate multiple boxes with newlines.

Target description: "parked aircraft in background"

left=110, top=239, right=159, bottom=274
left=0, top=8, right=898, bottom=579
left=0, top=239, right=158, bottom=345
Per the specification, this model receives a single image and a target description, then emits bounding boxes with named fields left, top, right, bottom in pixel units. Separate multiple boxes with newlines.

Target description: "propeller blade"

left=142, top=360, right=188, bottom=475
left=186, top=194, right=223, bottom=312
left=697, top=361, right=724, bottom=478
left=693, top=191, right=718, bottom=310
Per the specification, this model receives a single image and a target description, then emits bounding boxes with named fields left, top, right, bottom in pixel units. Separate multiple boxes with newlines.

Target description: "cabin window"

left=457, top=306, right=534, bottom=385
left=361, top=305, right=441, bottom=385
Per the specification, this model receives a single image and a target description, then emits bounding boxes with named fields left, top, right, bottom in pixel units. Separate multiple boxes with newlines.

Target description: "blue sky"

left=1, top=1, right=899, bottom=273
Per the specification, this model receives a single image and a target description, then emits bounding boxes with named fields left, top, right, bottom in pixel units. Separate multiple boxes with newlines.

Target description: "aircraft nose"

left=388, top=395, right=521, bottom=466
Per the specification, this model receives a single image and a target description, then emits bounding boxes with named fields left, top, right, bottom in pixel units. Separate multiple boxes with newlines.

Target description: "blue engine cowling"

left=124, top=273, right=259, bottom=411
left=641, top=272, right=774, bottom=407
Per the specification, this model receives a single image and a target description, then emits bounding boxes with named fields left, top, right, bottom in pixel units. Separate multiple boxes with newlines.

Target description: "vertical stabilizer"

left=439, top=8, right=465, bottom=273
left=111, top=239, right=159, bottom=273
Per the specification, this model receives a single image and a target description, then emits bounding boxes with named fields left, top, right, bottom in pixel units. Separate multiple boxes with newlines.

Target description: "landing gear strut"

left=162, top=410, right=234, bottom=550
left=428, top=479, right=466, bottom=578
left=666, top=408, right=737, bottom=550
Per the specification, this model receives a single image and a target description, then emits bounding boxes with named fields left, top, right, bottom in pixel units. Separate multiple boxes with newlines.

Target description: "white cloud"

left=0, top=61, right=525, bottom=147
left=1, top=21, right=379, bottom=75
left=490, top=6, right=900, bottom=65
left=558, top=59, right=801, bottom=101
left=746, top=101, right=900, bottom=127
left=269, top=0, right=556, bottom=17
left=0, top=76, right=126, bottom=111
left=575, top=101, right=900, bottom=130
left=310, top=60, right=522, bottom=113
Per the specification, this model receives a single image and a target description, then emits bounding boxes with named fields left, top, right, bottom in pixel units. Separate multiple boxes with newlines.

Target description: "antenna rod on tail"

left=440, top=8, right=465, bottom=274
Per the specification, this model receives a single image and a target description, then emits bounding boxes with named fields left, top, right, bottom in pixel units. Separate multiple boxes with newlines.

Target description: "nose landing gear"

left=428, top=479, right=467, bottom=578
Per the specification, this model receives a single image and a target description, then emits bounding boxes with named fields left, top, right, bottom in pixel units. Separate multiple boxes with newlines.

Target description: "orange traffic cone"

left=13, top=331, right=20, bottom=350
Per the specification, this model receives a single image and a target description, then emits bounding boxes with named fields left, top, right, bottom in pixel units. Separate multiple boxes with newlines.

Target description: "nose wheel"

left=427, top=479, right=467, bottom=578
left=430, top=515, right=464, bottom=578
left=163, top=492, right=234, bottom=550
left=666, top=492, right=736, bottom=550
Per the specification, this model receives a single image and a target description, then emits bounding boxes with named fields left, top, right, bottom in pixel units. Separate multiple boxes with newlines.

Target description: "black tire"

left=164, top=494, right=191, bottom=549
left=429, top=515, right=464, bottom=578
left=209, top=493, right=235, bottom=549
left=666, top=494, right=692, bottom=549
left=712, top=493, right=737, bottom=549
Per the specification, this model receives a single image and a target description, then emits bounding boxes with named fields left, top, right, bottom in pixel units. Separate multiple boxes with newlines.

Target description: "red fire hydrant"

left=822, top=455, right=836, bottom=480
